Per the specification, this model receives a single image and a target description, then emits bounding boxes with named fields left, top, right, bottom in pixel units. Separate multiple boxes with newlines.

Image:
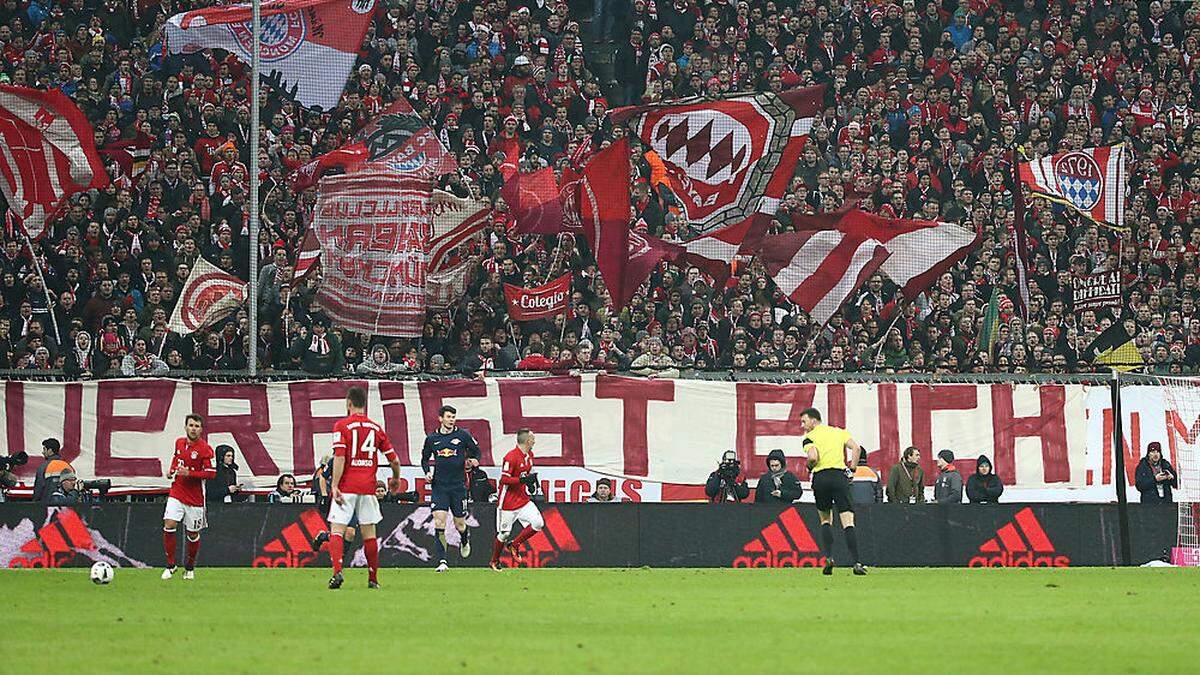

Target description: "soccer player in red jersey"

left=162, top=414, right=216, bottom=581
left=489, top=428, right=544, bottom=571
left=328, top=386, right=400, bottom=589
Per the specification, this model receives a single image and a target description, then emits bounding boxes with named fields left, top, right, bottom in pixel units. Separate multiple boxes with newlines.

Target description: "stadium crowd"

left=0, top=0, right=1199, bottom=378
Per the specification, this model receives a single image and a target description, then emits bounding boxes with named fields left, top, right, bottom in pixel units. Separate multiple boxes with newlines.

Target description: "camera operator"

left=705, top=451, right=750, bottom=503
left=754, top=449, right=803, bottom=503
left=468, top=465, right=496, bottom=504
left=379, top=478, right=421, bottom=504
left=48, top=471, right=88, bottom=505
left=0, top=450, right=29, bottom=502
left=34, top=438, right=74, bottom=503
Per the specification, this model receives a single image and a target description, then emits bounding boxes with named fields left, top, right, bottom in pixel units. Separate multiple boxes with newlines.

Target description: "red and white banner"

left=4, top=377, right=1191, bottom=502
left=0, top=85, right=108, bottom=238
left=504, top=274, right=572, bottom=321
left=312, top=172, right=430, bottom=336
left=165, top=0, right=377, bottom=111
left=1019, top=145, right=1127, bottom=232
left=758, top=229, right=891, bottom=325
left=428, top=189, right=488, bottom=273
left=168, top=256, right=247, bottom=334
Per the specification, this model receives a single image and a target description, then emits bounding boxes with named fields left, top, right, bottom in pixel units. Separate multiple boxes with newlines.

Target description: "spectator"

left=206, top=444, right=246, bottom=504
left=886, top=447, right=925, bottom=504
left=754, top=449, right=803, bottom=503
left=268, top=474, right=300, bottom=503
left=459, top=334, right=515, bottom=375
left=630, top=336, right=679, bottom=377
left=357, top=344, right=402, bottom=375
left=849, top=450, right=883, bottom=505
left=292, top=317, right=343, bottom=374
left=705, top=451, right=750, bottom=503
left=33, top=438, right=72, bottom=503
left=966, top=456, right=1004, bottom=504
left=1135, top=442, right=1178, bottom=504
left=374, top=480, right=388, bottom=500
left=933, top=450, right=964, bottom=504
left=589, top=478, right=618, bottom=502
left=120, top=338, right=168, bottom=377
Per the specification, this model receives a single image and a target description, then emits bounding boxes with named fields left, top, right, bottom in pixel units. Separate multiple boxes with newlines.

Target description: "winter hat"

left=937, top=449, right=955, bottom=464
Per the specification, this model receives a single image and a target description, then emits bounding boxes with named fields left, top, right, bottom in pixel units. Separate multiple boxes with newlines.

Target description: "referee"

left=800, top=407, right=867, bottom=576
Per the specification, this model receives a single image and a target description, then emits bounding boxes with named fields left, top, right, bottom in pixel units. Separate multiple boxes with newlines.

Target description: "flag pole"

left=247, top=0, right=262, bottom=376
left=20, top=229, right=61, bottom=347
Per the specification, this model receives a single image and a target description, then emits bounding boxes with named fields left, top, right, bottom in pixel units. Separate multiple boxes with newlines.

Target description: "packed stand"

left=0, top=0, right=1198, bottom=379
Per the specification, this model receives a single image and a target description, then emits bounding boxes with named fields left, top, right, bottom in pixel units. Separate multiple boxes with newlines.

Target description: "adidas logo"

left=253, top=509, right=328, bottom=568
left=969, top=507, right=1070, bottom=568
left=732, top=508, right=825, bottom=568
left=11, top=508, right=95, bottom=568
left=502, top=508, right=580, bottom=568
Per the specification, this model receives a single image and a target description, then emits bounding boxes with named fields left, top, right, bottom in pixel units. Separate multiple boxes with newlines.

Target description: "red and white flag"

left=165, top=0, right=378, bottom=111
left=572, top=139, right=636, bottom=308
left=1018, top=145, right=1127, bottom=231
left=426, top=257, right=476, bottom=309
left=428, top=189, right=488, bottom=273
left=289, top=94, right=456, bottom=189
left=291, top=226, right=321, bottom=287
left=312, top=171, right=431, bottom=336
left=612, top=85, right=824, bottom=237
left=168, top=256, right=247, bottom=334
left=792, top=207, right=980, bottom=300
left=501, top=166, right=565, bottom=235
left=0, top=85, right=107, bottom=239
left=758, top=230, right=891, bottom=326
left=504, top=274, right=572, bottom=321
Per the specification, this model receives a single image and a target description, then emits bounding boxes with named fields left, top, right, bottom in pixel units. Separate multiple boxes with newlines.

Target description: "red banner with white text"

left=504, top=274, right=572, bottom=321
left=0, top=378, right=1190, bottom=502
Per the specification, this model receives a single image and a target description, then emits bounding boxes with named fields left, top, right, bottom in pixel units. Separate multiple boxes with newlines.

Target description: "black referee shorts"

left=811, top=469, right=853, bottom=514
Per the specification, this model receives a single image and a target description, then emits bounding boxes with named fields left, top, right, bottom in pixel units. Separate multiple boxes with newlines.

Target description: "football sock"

left=364, top=538, right=379, bottom=583
left=511, top=527, right=538, bottom=546
left=434, top=528, right=447, bottom=561
left=330, top=533, right=344, bottom=574
left=490, top=537, right=505, bottom=563
left=458, top=524, right=470, bottom=546
left=163, top=528, right=177, bottom=568
left=184, top=534, right=200, bottom=570
left=844, top=526, right=860, bottom=564
left=820, top=524, right=834, bottom=558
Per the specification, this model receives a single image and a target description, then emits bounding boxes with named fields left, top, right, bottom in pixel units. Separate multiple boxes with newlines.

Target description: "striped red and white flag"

left=1018, top=145, right=1127, bottom=231
left=757, top=229, right=891, bottom=326
left=428, top=189, right=489, bottom=273
left=291, top=226, right=321, bottom=287
left=165, top=0, right=377, bottom=111
left=0, top=85, right=107, bottom=239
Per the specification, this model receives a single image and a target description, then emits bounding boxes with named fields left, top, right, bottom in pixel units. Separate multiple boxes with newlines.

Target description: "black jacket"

left=33, top=453, right=61, bottom=503
left=705, top=469, right=750, bottom=503
left=966, top=456, right=1004, bottom=503
left=1135, top=457, right=1178, bottom=504
left=206, top=462, right=246, bottom=503
left=754, top=449, right=803, bottom=503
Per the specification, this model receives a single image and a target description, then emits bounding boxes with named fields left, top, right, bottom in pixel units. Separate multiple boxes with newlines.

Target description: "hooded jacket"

left=206, top=445, right=247, bottom=503
left=357, top=344, right=402, bottom=375
left=754, top=449, right=803, bottom=503
left=1134, top=455, right=1178, bottom=504
left=933, top=462, right=963, bottom=504
left=966, top=455, right=1004, bottom=503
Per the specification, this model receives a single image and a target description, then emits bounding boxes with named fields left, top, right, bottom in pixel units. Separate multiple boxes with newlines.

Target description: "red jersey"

left=498, top=446, right=534, bottom=511
left=168, top=437, right=216, bottom=507
left=332, top=413, right=396, bottom=495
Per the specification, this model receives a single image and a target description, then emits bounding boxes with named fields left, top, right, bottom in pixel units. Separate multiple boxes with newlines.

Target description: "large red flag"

left=573, top=139, right=635, bottom=308
left=620, top=231, right=685, bottom=308
left=165, top=0, right=377, bottom=111
left=0, top=85, right=107, bottom=238
left=500, top=166, right=564, bottom=235
left=758, top=229, right=891, bottom=326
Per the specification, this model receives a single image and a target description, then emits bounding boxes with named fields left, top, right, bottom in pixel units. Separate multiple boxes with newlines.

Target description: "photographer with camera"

left=705, top=451, right=750, bottom=503
left=48, top=471, right=89, bottom=505
left=0, top=450, right=29, bottom=502
left=34, top=438, right=74, bottom=503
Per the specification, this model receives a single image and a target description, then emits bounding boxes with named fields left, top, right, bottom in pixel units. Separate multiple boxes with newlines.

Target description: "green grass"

left=3, top=567, right=1200, bottom=674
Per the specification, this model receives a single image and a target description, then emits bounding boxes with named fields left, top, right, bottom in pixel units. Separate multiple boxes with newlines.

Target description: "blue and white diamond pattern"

left=1057, top=175, right=1101, bottom=210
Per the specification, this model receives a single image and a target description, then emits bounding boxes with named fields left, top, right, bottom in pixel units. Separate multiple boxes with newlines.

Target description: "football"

left=89, top=562, right=114, bottom=585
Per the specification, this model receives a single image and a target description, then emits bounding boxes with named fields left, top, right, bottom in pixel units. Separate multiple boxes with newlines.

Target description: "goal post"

left=1121, top=372, right=1200, bottom=566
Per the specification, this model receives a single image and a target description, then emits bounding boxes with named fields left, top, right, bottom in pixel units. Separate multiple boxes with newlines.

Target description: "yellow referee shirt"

left=805, top=424, right=851, bottom=472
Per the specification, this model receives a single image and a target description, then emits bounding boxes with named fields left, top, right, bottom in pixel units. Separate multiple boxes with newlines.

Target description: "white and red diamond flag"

left=169, top=256, right=248, bottom=334
left=758, top=229, right=891, bottom=326
left=611, top=85, right=825, bottom=236
left=1018, top=145, right=1127, bottom=232
left=0, top=85, right=107, bottom=239
left=165, top=0, right=377, bottom=111
left=429, top=189, right=489, bottom=273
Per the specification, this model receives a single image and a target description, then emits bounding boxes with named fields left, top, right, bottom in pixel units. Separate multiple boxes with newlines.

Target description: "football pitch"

left=5, top=567, right=1199, bottom=674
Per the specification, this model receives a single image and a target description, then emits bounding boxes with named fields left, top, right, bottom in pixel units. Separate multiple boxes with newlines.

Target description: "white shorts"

left=497, top=501, right=543, bottom=541
left=328, top=493, right=382, bottom=527
left=163, top=497, right=207, bottom=532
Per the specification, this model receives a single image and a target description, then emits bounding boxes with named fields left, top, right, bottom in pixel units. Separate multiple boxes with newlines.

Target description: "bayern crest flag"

left=1018, top=145, right=1127, bottom=232
left=165, top=0, right=378, bottom=111
left=169, top=257, right=248, bottom=335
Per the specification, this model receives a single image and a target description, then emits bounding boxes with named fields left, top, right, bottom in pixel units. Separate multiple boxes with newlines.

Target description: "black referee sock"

left=433, top=528, right=447, bottom=561
left=820, top=524, right=834, bottom=558
left=844, top=526, right=861, bottom=564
